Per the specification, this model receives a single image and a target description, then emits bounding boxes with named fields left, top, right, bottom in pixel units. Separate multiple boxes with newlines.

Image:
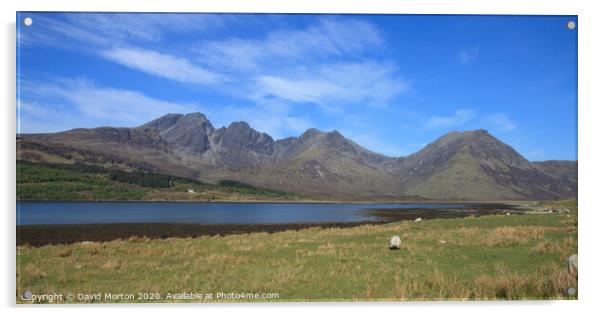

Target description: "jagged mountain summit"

left=17, top=112, right=577, bottom=201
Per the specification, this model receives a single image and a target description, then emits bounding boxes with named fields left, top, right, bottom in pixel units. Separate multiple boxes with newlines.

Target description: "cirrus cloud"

left=102, top=48, right=225, bottom=85
left=195, top=18, right=383, bottom=72
left=19, top=77, right=197, bottom=131
left=254, top=61, right=408, bottom=109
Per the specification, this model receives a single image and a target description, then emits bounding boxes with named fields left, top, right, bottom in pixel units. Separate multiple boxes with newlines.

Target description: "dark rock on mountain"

left=212, top=121, right=275, bottom=167
left=143, top=113, right=215, bottom=155
left=17, top=113, right=578, bottom=201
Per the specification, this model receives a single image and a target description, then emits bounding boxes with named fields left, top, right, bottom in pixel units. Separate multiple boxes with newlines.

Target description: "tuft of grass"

left=101, top=260, right=121, bottom=270
left=484, top=226, right=545, bottom=247
left=473, top=263, right=576, bottom=299
left=22, top=264, right=47, bottom=281
left=57, top=249, right=72, bottom=258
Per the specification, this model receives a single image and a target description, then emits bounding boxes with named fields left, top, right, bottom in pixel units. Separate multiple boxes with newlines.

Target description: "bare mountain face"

left=17, top=113, right=577, bottom=201
left=142, top=113, right=214, bottom=155
left=393, top=130, right=577, bottom=200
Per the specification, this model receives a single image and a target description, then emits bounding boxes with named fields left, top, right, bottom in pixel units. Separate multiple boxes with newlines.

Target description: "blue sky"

left=16, top=13, right=577, bottom=160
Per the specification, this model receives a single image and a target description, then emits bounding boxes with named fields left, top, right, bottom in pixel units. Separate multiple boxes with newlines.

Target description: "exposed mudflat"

left=17, top=203, right=520, bottom=246
left=364, top=203, right=520, bottom=221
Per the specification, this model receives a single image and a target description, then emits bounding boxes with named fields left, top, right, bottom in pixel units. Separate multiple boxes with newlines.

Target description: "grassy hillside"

left=17, top=201, right=577, bottom=302
left=17, top=161, right=300, bottom=201
left=405, top=148, right=521, bottom=200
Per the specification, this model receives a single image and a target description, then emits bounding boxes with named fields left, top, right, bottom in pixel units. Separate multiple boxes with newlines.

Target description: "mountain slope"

left=203, top=128, right=402, bottom=199
left=396, top=130, right=576, bottom=200
left=17, top=113, right=577, bottom=201
left=17, top=125, right=199, bottom=178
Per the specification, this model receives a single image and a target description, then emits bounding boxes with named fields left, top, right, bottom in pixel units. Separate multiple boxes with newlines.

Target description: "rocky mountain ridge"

left=17, top=112, right=577, bottom=200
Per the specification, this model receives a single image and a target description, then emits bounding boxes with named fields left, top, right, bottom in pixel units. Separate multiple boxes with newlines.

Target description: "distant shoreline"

left=17, top=205, right=523, bottom=246
left=16, top=199, right=531, bottom=205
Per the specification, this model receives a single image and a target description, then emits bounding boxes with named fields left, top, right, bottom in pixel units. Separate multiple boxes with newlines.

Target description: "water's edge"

left=16, top=202, right=521, bottom=246
left=18, top=202, right=512, bottom=226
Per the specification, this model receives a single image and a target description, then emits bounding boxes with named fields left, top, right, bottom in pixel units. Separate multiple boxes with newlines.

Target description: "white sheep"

left=566, top=254, right=578, bottom=274
left=414, top=217, right=422, bottom=223
left=389, top=235, right=401, bottom=250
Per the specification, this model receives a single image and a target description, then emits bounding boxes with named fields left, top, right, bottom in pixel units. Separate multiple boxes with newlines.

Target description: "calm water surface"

left=16, top=202, right=468, bottom=225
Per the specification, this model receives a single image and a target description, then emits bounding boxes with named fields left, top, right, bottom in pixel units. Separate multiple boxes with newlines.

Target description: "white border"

left=2, top=1, right=601, bottom=315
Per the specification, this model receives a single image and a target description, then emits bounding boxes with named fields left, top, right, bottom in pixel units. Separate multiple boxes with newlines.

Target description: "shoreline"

left=17, top=206, right=522, bottom=247
left=16, top=199, right=532, bottom=205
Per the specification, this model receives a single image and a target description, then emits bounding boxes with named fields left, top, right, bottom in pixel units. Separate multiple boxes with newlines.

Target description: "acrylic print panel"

left=16, top=12, right=577, bottom=303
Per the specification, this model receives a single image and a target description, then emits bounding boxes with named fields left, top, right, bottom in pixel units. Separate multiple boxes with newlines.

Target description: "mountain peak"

left=227, top=121, right=251, bottom=130
left=324, top=130, right=348, bottom=143
left=213, top=120, right=275, bottom=166
left=439, top=128, right=490, bottom=138
left=143, top=112, right=214, bottom=154
left=184, top=112, right=208, bottom=120
left=19, top=113, right=577, bottom=201
left=433, top=129, right=495, bottom=146
left=328, top=130, right=343, bottom=137
left=299, top=128, right=323, bottom=139
left=179, top=112, right=212, bottom=128
left=471, top=128, right=490, bottom=135
left=462, top=129, right=493, bottom=140
left=163, top=113, right=185, bottom=119
left=140, top=112, right=214, bottom=132
left=413, top=128, right=530, bottom=174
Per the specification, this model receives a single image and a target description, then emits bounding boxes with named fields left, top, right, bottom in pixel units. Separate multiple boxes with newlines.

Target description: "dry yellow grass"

left=483, top=226, right=546, bottom=247
left=473, top=263, right=576, bottom=299
left=17, top=208, right=578, bottom=303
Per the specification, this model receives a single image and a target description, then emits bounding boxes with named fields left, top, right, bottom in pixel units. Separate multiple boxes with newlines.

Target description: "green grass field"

left=16, top=201, right=577, bottom=303
left=16, top=161, right=300, bottom=201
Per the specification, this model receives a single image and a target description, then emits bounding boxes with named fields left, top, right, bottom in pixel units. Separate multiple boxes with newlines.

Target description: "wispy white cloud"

left=425, top=109, right=476, bottom=130
left=20, top=13, right=227, bottom=48
left=64, top=13, right=226, bottom=43
left=102, top=47, right=224, bottom=85
left=255, top=76, right=343, bottom=106
left=19, top=15, right=109, bottom=50
left=253, top=61, right=407, bottom=108
left=21, top=14, right=409, bottom=115
left=18, top=101, right=82, bottom=133
left=18, top=76, right=314, bottom=139
left=457, top=46, right=480, bottom=64
left=19, top=78, right=196, bottom=131
left=195, top=18, right=383, bottom=72
left=19, top=15, right=412, bottom=140
left=20, top=14, right=229, bottom=87
left=191, top=17, right=407, bottom=109
left=483, top=113, right=518, bottom=131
